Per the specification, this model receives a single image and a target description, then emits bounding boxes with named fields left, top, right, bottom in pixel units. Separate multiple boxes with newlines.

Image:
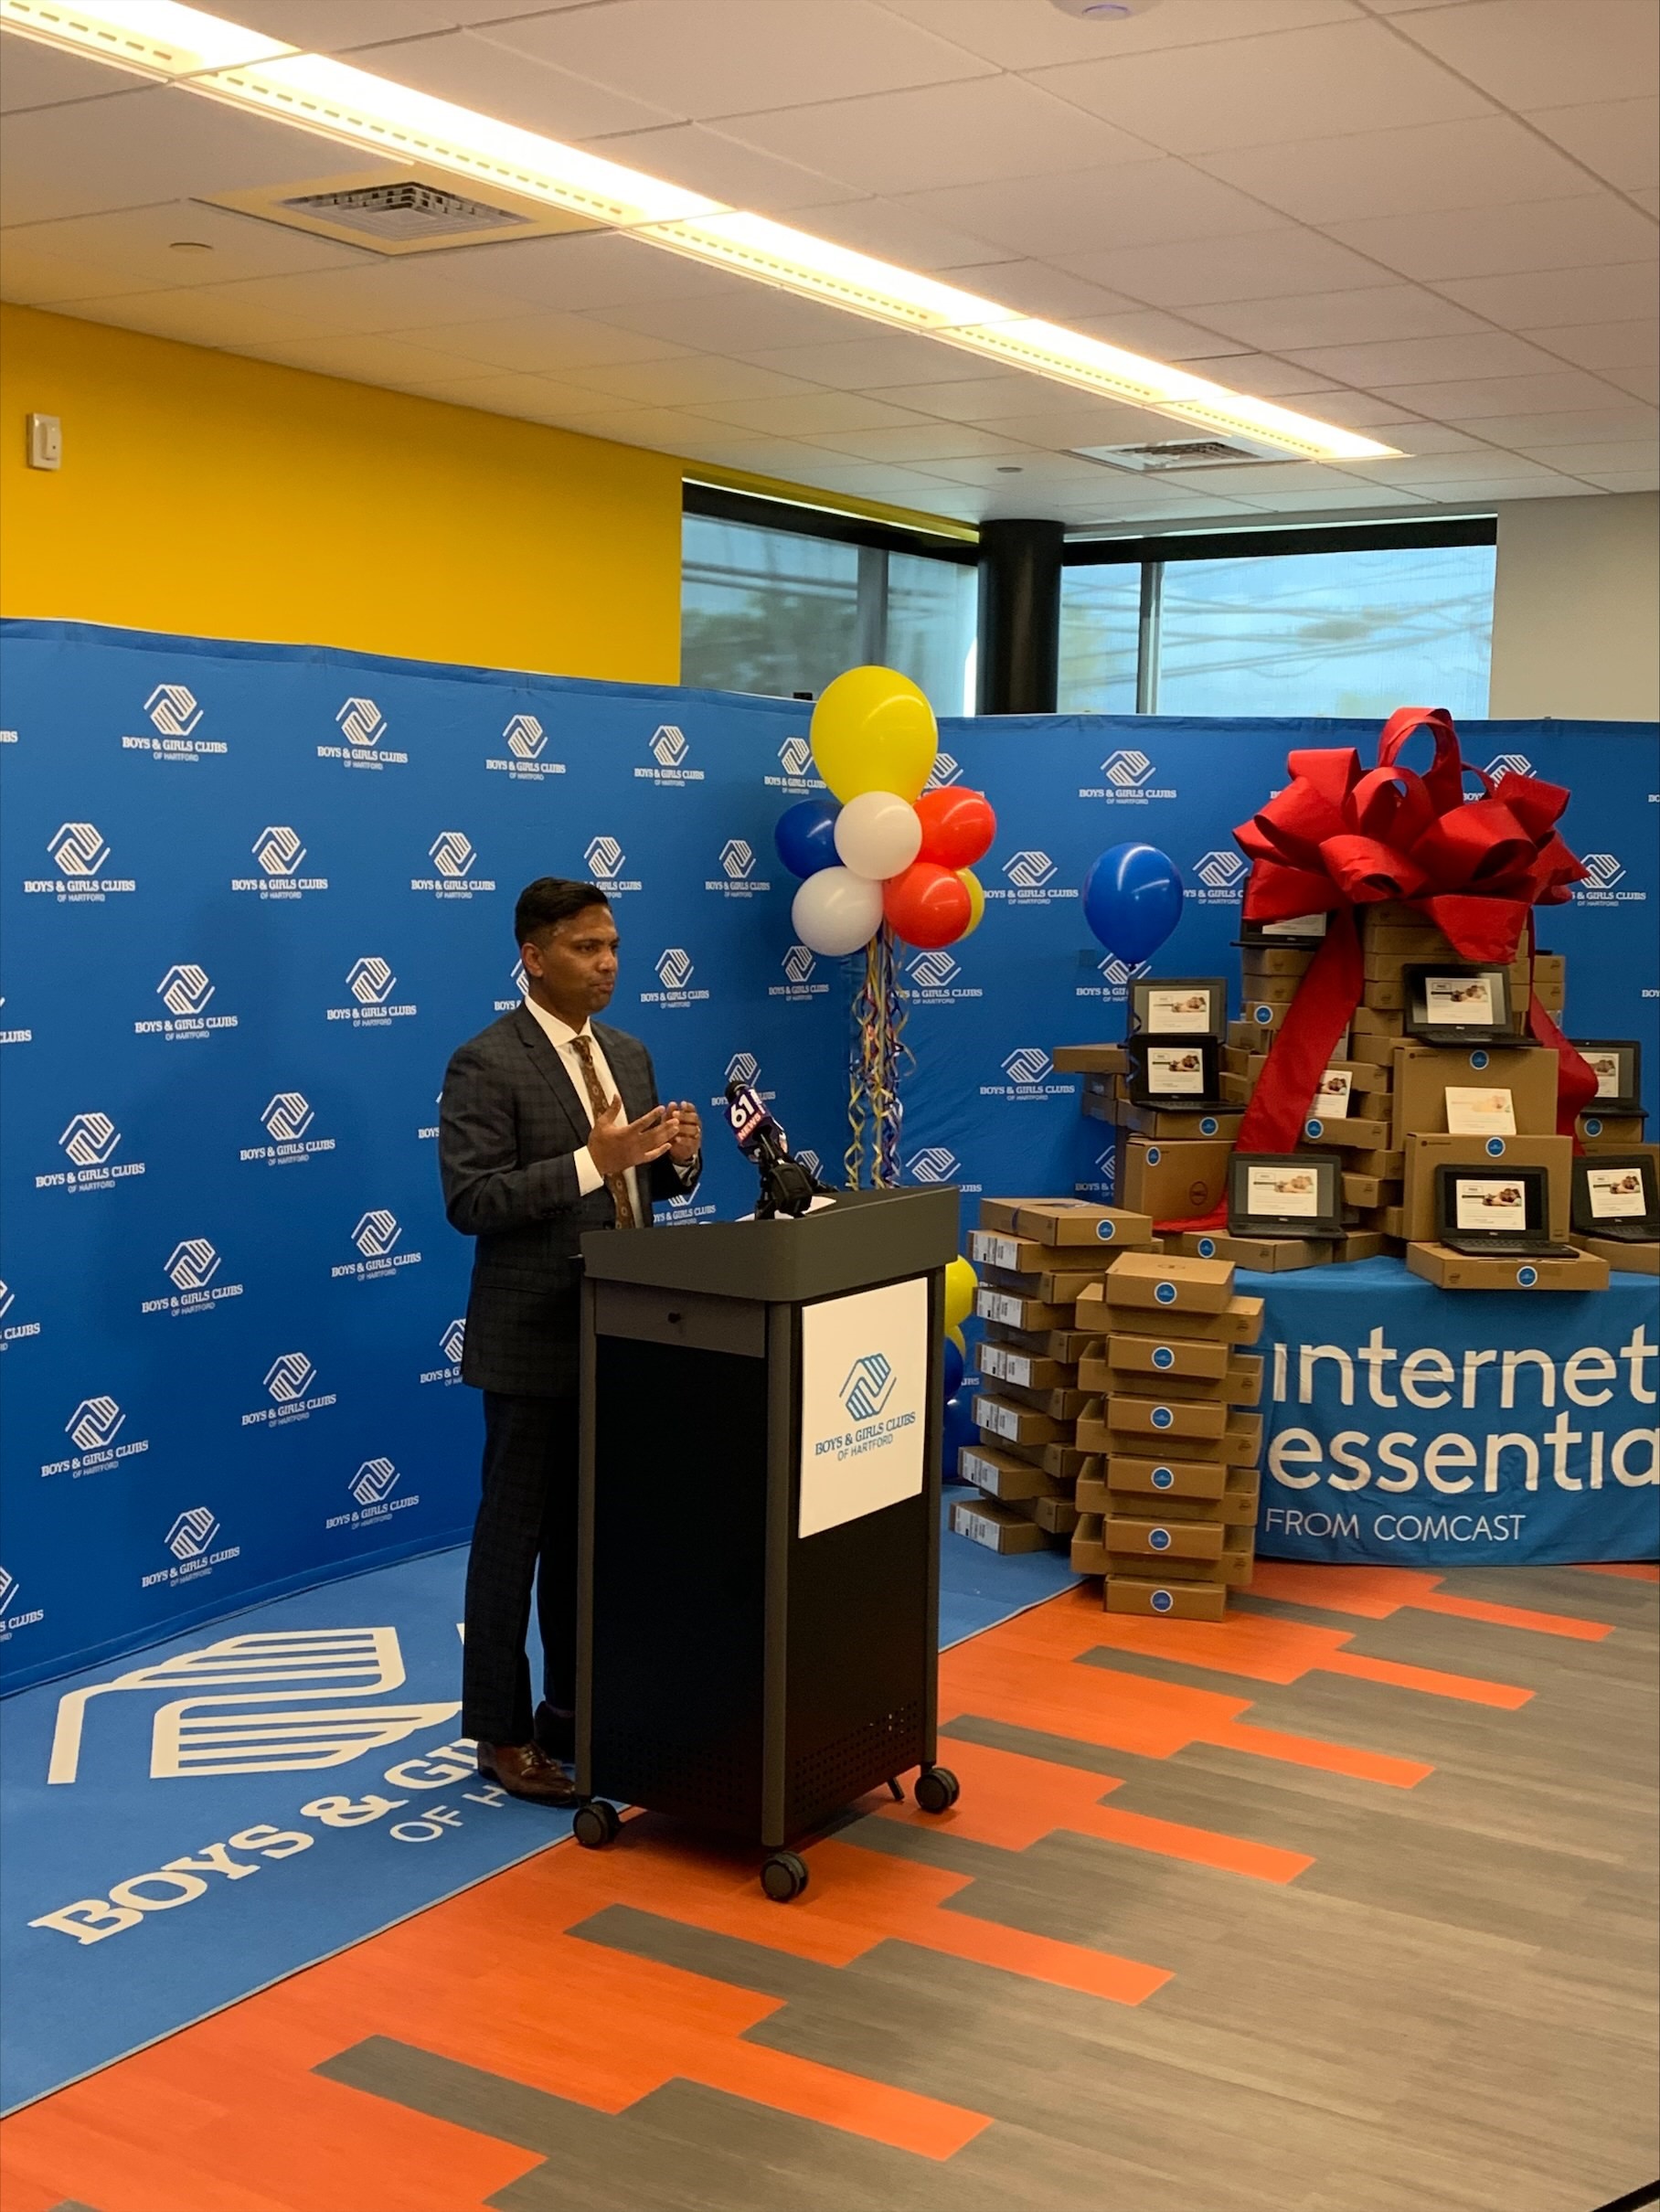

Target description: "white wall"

left=1490, top=492, right=1659, bottom=721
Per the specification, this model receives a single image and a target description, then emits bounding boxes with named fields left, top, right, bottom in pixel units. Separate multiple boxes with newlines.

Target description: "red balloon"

left=883, top=861, right=972, bottom=948
left=915, top=786, right=995, bottom=869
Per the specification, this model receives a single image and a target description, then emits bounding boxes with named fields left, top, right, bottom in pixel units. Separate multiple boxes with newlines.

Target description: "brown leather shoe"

left=476, top=1740, right=580, bottom=1806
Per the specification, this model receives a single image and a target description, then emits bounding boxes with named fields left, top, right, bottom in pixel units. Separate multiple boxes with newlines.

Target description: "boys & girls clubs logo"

left=122, top=684, right=226, bottom=762
left=486, top=713, right=566, bottom=782
left=317, top=697, right=408, bottom=770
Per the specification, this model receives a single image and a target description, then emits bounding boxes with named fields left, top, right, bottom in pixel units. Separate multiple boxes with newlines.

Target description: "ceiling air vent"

left=1070, top=436, right=1292, bottom=472
left=205, top=167, right=603, bottom=254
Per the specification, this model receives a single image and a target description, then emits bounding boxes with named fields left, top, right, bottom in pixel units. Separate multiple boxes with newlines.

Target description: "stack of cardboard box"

left=1066, top=1252, right=1265, bottom=1620
left=1058, top=1040, right=1241, bottom=1228
left=949, top=1196, right=1154, bottom=1555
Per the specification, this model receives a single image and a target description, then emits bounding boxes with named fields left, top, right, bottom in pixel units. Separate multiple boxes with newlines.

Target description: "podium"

left=572, top=1187, right=962, bottom=1898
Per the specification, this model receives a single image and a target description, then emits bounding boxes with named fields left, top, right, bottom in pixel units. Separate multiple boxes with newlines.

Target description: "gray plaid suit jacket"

left=439, top=1005, right=697, bottom=1397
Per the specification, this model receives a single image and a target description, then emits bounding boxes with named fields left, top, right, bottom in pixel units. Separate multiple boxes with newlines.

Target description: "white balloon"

left=792, top=867, right=884, bottom=957
left=833, top=789, right=923, bottom=882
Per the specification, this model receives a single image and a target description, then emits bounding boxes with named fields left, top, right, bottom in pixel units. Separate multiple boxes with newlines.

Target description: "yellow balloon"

left=943, top=1255, right=977, bottom=1332
left=811, top=665, right=938, bottom=804
left=957, top=867, right=985, bottom=936
left=947, top=1324, right=966, bottom=1358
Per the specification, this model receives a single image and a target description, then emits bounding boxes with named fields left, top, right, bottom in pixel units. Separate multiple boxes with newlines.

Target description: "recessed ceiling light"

left=996, top=465, right=1023, bottom=473
left=0, top=0, right=1395, bottom=466
left=169, top=239, right=213, bottom=251
left=1048, top=0, right=1154, bottom=18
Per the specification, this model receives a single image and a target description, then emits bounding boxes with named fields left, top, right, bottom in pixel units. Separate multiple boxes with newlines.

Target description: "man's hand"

left=665, top=1101, right=702, bottom=1165
left=588, top=1095, right=674, bottom=1177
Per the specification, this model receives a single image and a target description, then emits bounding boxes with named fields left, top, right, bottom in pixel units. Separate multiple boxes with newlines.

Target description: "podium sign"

left=798, top=1279, right=929, bottom=1538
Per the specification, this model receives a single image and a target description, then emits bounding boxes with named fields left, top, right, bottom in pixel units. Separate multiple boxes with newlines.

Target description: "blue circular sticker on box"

left=1155, top=1281, right=1176, bottom=1303
left=1197, top=1237, right=1217, bottom=1258
left=1254, top=1004, right=1272, bottom=1025
left=1146, top=1146, right=1162, bottom=1164
left=1586, top=1116, right=1603, bottom=1136
left=1151, top=1589, right=1175, bottom=1613
left=1149, top=1526, right=1172, bottom=1550
left=1471, top=1049, right=1489, bottom=1070
left=1518, top=1265, right=1539, bottom=1287
left=1151, top=1406, right=1174, bottom=1429
left=1152, top=1466, right=1175, bottom=1488
left=1200, top=1116, right=1218, bottom=1135
left=1096, top=1219, right=1116, bottom=1240
left=1305, top=1117, right=1324, bottom=1139
left=1486, top=1137, right=1506, bottom=1157
left=1153, top=1345, right=1175, bottom=1369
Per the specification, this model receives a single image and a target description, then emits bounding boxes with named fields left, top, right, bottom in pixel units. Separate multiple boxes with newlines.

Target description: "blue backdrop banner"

left=3, top=620, right=1655, bottom=1685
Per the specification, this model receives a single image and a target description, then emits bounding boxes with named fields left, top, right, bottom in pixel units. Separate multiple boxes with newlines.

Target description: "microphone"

left=724, top=1079, right=828, bottom=1220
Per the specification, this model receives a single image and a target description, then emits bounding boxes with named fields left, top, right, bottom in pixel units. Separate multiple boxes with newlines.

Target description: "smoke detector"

left=1069, top=437, right=1291, bottom=473
left=205, top=166, right=604, bottom=255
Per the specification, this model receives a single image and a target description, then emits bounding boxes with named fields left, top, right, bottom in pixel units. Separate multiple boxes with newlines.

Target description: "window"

left=681, top=498, right=975, bottom=713
left=1059, top=524, right=1496, bottom=719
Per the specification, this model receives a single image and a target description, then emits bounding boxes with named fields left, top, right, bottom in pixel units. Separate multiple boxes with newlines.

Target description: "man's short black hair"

left=514, top=877, right=612, bottom=948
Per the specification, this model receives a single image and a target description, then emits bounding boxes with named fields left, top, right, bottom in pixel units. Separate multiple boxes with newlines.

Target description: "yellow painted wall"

left=0, top=303, right=683, bottom=683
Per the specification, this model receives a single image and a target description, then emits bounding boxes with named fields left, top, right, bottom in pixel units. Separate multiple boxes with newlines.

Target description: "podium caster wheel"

left=572, top=1800, right=620, bottom=1850
left=761, top=1851, right=809, bottom=1903
left=914, top=1765, right=960, bottom=1814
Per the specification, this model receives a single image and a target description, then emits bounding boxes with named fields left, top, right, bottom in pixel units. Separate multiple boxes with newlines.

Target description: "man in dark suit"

left=440, top=877, right=702, bottom=1803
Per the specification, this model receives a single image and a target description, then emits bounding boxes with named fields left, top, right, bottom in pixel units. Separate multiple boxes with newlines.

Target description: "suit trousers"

left=461, top=1391, right=579, bottom=1744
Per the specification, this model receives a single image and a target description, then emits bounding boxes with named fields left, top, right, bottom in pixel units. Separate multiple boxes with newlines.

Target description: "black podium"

left=572, top=1186, right=962, bottom=1898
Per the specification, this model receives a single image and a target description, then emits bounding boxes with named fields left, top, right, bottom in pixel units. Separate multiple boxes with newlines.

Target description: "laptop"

left=1404, top=963, right=1512, bottom=1047
left=1238, top=912, right=1328, bottom=950
left=1571, top=1153, right=1660, bottom=1244
left=1569, top=1039, right=1644, bottom=1117
left=1127, top=976, right=1227, bottom=1040
left=1433, top=1164, right=1576, bottom=1258
left=1126, top=1036, right=1229, bottom=1113
left=1228, top=1151, right=1343, bottom=1241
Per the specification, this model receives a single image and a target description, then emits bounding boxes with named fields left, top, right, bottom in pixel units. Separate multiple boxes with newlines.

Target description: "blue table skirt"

left=1240, top=1258, right=1660, bottom=1567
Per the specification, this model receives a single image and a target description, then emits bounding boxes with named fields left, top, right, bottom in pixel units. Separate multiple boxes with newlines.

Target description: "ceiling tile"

left=1432, top=262, right=1658, bottom=329
left=1632, top=189, right=1660, bottom=218
left=1388, top=0, right=1660, bottom=111
left=1131, top=458, right=1387, bottom=497
left=0, top=199, right=372, bottom=297
left=1518, top=321, right=1659, bottom=372
left=1275, top=391, right=1434, bottom=429
left=940, top=399, right=1197, bottom=445
left=438, top=231, right=743, bottom=314
left=891, top=158, right=1287, bottom=260
left=0, top=235, right=154, bottom=307
left=712, top=74, right=1151, bottom=197
left=780, top=193, right=1009, bottom=272
left=858, top=372, right=1090, bottom=423
left=231, top=329, right=515, bottom=388
left=1277, top=330, right=1568, bottom=385
left=796, top=423, right=1038, bottom=463
left=1524, top=99, right=1660, bottom=193
left=0, top=28, right=152, bottom=111
left=1570, top=467, right=1660, bottom=490
left=205, top=3, right=470, bottom=46
left=1029, top=19, right=1492, bottom=155
left=0, top=83, right=399, bottom=228
left=561, top=354, right=831, bottom=407
left=571, top=122, right=860, bottom=210
left=1051, top=227, right=1399, bottom=308
left=553, top=285, right=884, bottom=356
left=484, top=0, right=992, bottom=122
left=1511, top=440, right=1660, bottom=474
left=1422, top=477, right=1597, bottom=500
left=378, top=311, right=697, bottom=374
left=1172, top=353, right=1344, bottom=397
left=1437, top=405, right=1658, bottom=446
left=872, top=0, right=1359, bottom=70
left=379, top=369, right=649, bottom=420
left=182, top=260, right=549, bottom=337
left=682, top=390, right=939, bottom=435
left=46, top=288, right=322, bottom=350
left=1198, top=115, right=1593, bottom=223
left=1191, top=283, right=1486, bottom=352
left=935, top=261, right=1134, bottom=322
left=1341, top=450, right=1568, bottom=486
left=523, top=404, right=753, bottom=449
left=1367, top=369, right=1631, bottom=418
left=729, top=328, right=1001, bottom=388
left=1063, top=306, right=1247, bottom=360
left=1320, top=195, right=1658, bottom=281
left=1222, top=486, right=1431, bottom=510
left=1601, top=365, right=1660, bottom=403
left=324, top=28, right=679, bottom=139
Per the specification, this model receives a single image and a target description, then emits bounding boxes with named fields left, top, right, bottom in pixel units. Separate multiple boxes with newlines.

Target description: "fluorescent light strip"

left=0, top=0, right=1399, bottom=463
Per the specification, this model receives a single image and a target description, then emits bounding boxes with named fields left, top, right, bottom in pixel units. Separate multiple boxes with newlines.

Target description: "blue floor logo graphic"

left=841, top=1353, right=896, bottom=1422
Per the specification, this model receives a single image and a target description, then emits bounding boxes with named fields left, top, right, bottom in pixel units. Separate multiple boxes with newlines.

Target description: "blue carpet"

left=0, top=1512, right=1074, bottom=2113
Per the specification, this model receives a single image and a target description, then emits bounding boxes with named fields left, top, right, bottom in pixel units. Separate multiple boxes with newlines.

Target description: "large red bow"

left=1227, top=709, right=1596, bottom=1167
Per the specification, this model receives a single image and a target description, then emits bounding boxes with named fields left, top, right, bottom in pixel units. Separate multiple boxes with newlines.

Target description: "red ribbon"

left=1158, top=709, right=1597, bottom=1235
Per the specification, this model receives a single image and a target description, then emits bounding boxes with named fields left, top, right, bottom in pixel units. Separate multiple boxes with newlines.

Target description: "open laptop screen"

left=1573, top=1154, right=1659, bottom=1234
left=1436, top=1164, right=1549, bottom=1241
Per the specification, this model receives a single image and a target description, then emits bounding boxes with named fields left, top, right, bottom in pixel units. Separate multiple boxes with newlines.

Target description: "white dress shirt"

left=520, top=996, right=692, bottom=1221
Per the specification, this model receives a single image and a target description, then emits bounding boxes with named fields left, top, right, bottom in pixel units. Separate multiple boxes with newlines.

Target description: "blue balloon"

left=773, top=797, right=839, bottom=880
left=1082, top=842, right=1185, bottom=963
left=942, top=1335, right=964, bottom=1402
left=942, top=1388, right=977, bottom=1477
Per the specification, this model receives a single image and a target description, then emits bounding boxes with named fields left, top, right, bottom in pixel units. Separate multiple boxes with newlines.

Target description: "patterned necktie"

left=569, top=1034, right=635, bottom=1228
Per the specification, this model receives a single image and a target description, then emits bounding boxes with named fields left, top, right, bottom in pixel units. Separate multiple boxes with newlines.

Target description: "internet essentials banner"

left=2, top=618, right=1655, bottom=1685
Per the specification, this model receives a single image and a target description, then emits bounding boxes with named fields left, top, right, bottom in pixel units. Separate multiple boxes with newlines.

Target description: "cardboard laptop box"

left=1351, top=1003, right=1406, bottom=1037
left=956, top=1442, right=1068, bottom=1502
left=1578, top=1114, right=1647, bottom=1146
left=1013, top=1200, right=1155, bottom=1250
left=1069, top=1515, right=1110, bottom=1574
left=1098, top=1250, right=1236, bottom=1315
left=1112, top=1101, right=1244, bottom=1143
left=1173, top=1231, right=1334, bottom=1272
left=950, top=1497, right=1051, bottom=1554
left=1572, top=1234, right=1659, bottom=1275
left=1103, top=1576, right=1228, bottom=1622
left=1297, top=1113, right=1394, bottom=1151
left=975, top=1286, right=1076, bottom=1333
left=1105, top=1454, right=1230, bottom=1502
left=1335, top=1231, right=1392, bottom=1262
left=1103, top=1515, right=1227, bottom=1560
left=1389, top=1041, right=1559, bottom=1148
left=1008, top=1491, right=1080, bottom=1537
left=1407, top=1242, right=1609, bottom=1292
left=978, top=1341, right=1077, bottom=1392
left=1404, top=1133, right=1571, bottom=1242
left=1077, top=1281, right=1265, bottom=1345
left=984, top=1319, right=1102, bottom=1365
left=1104, top=1392, right=1229, bottom=1442
left=1119, top=1138, right=1234, bottom=1220
left=971, top=1393, right=1064, bottom=1448
left=1099, top=1331, right=1229, bottom=1382
left=1050, top=1044, right=1128, bottom=1075
left=981, top=1260, right=1112, bottom=1306
left=1240, top=943, right=1316, bottom=980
